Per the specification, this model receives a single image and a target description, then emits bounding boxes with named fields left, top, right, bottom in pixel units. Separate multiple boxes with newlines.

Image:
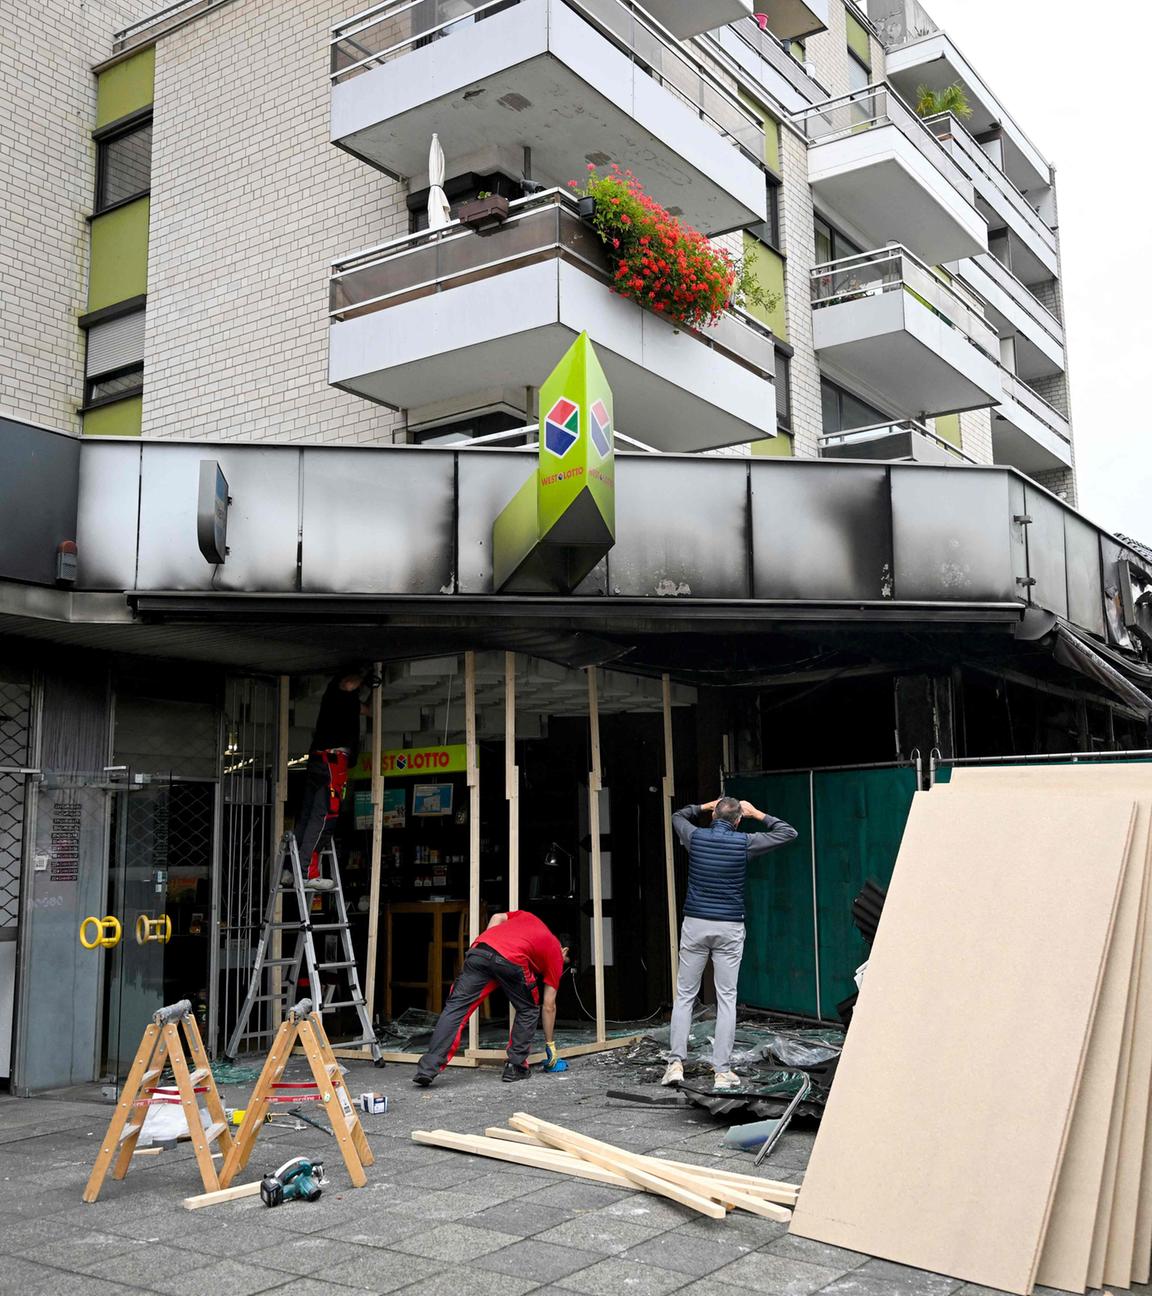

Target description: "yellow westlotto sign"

left=352, top=745, right=466, bottom=780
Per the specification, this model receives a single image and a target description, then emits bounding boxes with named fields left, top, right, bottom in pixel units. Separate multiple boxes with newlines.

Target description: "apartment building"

left=0, top=0, right=1147, bottom=1092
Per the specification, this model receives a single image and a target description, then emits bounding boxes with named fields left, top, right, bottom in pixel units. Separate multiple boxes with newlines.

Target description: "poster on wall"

left=413, top=784, right=453, bottom=817
left=382, top=788, right=407, bottom=829
left=353, top=791, right=373, bottom=830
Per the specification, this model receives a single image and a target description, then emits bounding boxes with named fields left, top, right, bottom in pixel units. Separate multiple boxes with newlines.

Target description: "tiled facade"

left=143, top=0, right=407, bottom=444
left=0, top=0, right=150, bottom=432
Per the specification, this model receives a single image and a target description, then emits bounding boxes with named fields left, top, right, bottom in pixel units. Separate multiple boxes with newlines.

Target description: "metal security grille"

left=114, top=694, right=219, bottom=780
left=215, top=678, right=279, bottom=1054
left=0, top=670, right=32, bottom=932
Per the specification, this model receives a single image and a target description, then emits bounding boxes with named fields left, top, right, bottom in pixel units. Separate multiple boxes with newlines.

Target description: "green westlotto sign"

left=493, top=332, right=616, bottom=591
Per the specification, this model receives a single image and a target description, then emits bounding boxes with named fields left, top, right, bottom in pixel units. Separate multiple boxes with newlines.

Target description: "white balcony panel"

left=993, top=380, right=1073, bottom=476
left=753, top=0, right=830, bottom=40
left=331, top=0, right=767, bottom=235
left=956, top=256, right=1064, bottom=379
left=813, top=290, right=1003, bottom=419
left=331, top=260, right=775, bottom=452
left=640, top=0, right=753, bottom=39
left=808, top=124, right=986, bottom=264
left=886, top=33, right=1051, bottom=195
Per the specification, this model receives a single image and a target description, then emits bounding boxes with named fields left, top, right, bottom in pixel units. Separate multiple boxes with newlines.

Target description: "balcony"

left=329, top=190, right=777, bottom=452
left=993, top=372, right=1073, bottom=476
left=956, top=253, right=1064, bottom=379
left=330, top=0, right=768, bottom=236
left=820, top=420, right=977, bottom=466
left=754, top=0, right=830, bottom=40
left=640, top=0, right=753, bottom=40
left=811, top=246, right=1003, bottom=419
left=883, top=27, right=1053, bottom=197
left=794, top=85, right=987, bottom=265
left=923, top=113, right=1058, bottom=284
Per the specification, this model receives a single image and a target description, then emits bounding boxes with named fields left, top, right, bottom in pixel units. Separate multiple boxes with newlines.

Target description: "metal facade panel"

left=0, top=419, right=80, bottom=585
left=1023, top=486, right=1068, bottom=620
left=1065, top=513, right=1106, bottom=639
left=1008, top=475, right=1029, bottom=594
left=890, top=467, right=1017, bottom=603
left=457, top=450, right=537, bottom=595
left=752, top=461, right=892, bottom=600
left=136, top=445, right=300, bottom=592
left=77, top=441, right=141, bottom=590
left=300, top=448, right=455, bottom=595
left=607, top=457, right=748, bottom=599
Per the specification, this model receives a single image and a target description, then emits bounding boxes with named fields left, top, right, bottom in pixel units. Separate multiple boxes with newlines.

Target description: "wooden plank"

left=412, top=1130, right=635, bottom=1187
left=506, top=652, right=518, bottom=912
left=951, top=766, right=1152, bottom=1290
left=363, top=660, right=385, bottom=1025
left=183, top=1181, right=262, bottom=1210
left=789, top=788, right=1137, bottom=1296
left=587, top=666, right=606, bottom=1044
left=334, top=1048, right=479, bottom=1067
left=464, top=1034, right=646, bottom=1064
left=466, top=651, right=481, bottom=1055
left=482, top=1128, right=799, bottom=1201
left=661, top=673, right=678, bottom=996
left=510, top=1115, right=726, bottom=1219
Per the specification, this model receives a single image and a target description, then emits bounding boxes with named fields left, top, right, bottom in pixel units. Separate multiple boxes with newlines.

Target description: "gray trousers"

left=668, top=916, right=746, bottom=1070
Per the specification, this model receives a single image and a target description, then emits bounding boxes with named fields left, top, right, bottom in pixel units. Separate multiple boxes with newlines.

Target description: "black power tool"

left=260, top=1156, right=325, bottom=1207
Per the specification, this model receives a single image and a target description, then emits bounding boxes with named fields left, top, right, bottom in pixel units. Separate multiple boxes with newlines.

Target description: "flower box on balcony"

left=457, top=195, right=510, bottom=232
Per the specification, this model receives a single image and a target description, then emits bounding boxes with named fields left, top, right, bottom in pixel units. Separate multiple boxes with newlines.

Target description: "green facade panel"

left=88, top=197, right=150, bottom=312
left=95, top=46, right=155, bottom=129
left=83, top=395, right=142, bottom=437
left=845, top=11, right=871, bottom=67
left=743, top=234, right=787, bottom=340
left=753, top=432, right=794, bottom=458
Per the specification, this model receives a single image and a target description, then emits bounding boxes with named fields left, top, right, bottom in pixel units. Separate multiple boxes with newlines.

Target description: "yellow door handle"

left=80, top=916, right=122, bottom=949
left=135, top=914, right=172, bottom=945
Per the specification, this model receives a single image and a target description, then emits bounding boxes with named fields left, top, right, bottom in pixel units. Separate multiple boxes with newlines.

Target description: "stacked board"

left=789, top=767, right=1152, bottom=1295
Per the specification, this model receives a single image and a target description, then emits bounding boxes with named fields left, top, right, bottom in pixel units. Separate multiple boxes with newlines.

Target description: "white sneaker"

left=713, top=1070, right=741, bottom=1091
left=660, top=1059, right=684, bottom=1086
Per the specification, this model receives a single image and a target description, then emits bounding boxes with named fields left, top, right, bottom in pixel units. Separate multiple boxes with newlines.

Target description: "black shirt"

left=310, top=679, right=362, bottom=759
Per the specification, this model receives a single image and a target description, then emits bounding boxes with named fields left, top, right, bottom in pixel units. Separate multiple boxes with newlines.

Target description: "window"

left=95, top=117, right=152, bottom=213
left=748, top=180, right=782, bottom=251
left=814, top=216, right=862, bottom=266
left=821, top=379, right=889, bottom=434
left=83, top=308, right=145, bottom=409
left=775, top=350, right=792, bottom=431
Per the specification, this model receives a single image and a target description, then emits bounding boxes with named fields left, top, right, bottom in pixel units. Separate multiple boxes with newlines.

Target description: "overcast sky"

left=922, top=0, right=1149, bottom=543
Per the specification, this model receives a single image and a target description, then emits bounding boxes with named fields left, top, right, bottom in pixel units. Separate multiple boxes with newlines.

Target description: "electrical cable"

left=567, top=966, right=665, bottom=1025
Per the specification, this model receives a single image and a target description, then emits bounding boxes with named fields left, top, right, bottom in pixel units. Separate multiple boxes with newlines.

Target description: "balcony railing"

left=820, top=420, right=979, bottom=465
left=1000, top=372, right=1072, bottom=445
left=921, top=113, right=1056, bottom=255
left=725, top=15, right=830, bottom=100
left=330, top=0, right=766, bottom=167
left=793, top=83, right=973, bottom=204
left=970, top=250, right=1063, bottom=350
left=811, top=245, right=999, bottom=361
left=330, top=189, right=775, bottom=377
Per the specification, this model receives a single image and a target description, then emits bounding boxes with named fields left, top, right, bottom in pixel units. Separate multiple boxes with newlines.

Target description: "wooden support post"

left=466, top=652, right=481, bottom=1054
left=364, top=660, right=384, bottom=1027
left=271, top=674, right=289, bottom=1029
left=661, top=673, right=679, bottom=995
left=587, top=667, right=606, bottom=1044
left=506, top=652, right=518, bottom=912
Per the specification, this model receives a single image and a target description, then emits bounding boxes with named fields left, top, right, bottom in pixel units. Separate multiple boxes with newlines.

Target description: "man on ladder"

left=294, top=665, right=375, bottom=883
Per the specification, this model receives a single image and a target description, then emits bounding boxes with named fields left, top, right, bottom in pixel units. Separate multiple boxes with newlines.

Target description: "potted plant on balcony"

left=915, top=82, right=973, bottom=127
left=457, top=190, right=510, bottom=232
left=569, top=165, right=777, bottom=329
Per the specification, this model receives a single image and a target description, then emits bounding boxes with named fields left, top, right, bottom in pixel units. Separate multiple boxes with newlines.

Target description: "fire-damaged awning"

left=1053, top=622, right=1152, bottom=717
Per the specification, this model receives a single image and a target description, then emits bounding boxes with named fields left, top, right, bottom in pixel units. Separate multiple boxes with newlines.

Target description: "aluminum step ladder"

left=225, top=831, right=382, bottom=1064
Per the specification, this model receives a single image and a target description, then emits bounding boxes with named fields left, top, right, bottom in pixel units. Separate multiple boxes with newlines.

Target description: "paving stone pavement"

left=1, top=1064, right=1151, bottom=1296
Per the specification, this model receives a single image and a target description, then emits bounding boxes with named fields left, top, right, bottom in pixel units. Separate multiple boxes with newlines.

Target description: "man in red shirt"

left=414, top=911, right=572, bottom=1085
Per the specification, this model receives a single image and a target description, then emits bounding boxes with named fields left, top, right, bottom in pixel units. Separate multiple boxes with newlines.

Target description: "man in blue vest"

left=663, top=796, right=798, bottom=1090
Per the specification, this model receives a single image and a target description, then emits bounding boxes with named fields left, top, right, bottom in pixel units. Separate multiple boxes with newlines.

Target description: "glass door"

left=102, top=779, right=215, bottom=1078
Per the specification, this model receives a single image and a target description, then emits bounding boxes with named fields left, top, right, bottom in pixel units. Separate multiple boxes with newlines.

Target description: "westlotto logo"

left=590, top=399, right=611, bottom=458
left=545, top=398, right=580, bottom=457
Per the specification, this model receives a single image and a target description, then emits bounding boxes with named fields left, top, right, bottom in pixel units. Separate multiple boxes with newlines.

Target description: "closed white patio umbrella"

left=427, top=133, right=451, bottom=230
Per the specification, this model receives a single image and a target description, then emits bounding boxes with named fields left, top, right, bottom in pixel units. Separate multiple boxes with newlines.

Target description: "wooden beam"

left=271, top=674, right=290, bottom=1030
left=511, top=1114, right=725, bottom=1219
left=506, top=652, right=518, bottom=911
left=332, top=1048, right=478, bottom=1067
left=464, top=1034, right=645, bottom=1064
left=466, top=652, right=481, bottom=1055
left=587, top=666, right=606, bottom=1044
left=363, top=660, right=384, bottom=1027
left=661, top=673, right=679, bottom=995
left=183, top=1180, right=262, bottom=1210
left=412, top=1130, right=633, bottom=1187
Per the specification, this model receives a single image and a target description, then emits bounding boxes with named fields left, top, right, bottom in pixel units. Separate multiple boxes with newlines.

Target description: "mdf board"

left=952, top=766, right=1152, bottom=1291
left=789, top=788, right=1136, bottom=1296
